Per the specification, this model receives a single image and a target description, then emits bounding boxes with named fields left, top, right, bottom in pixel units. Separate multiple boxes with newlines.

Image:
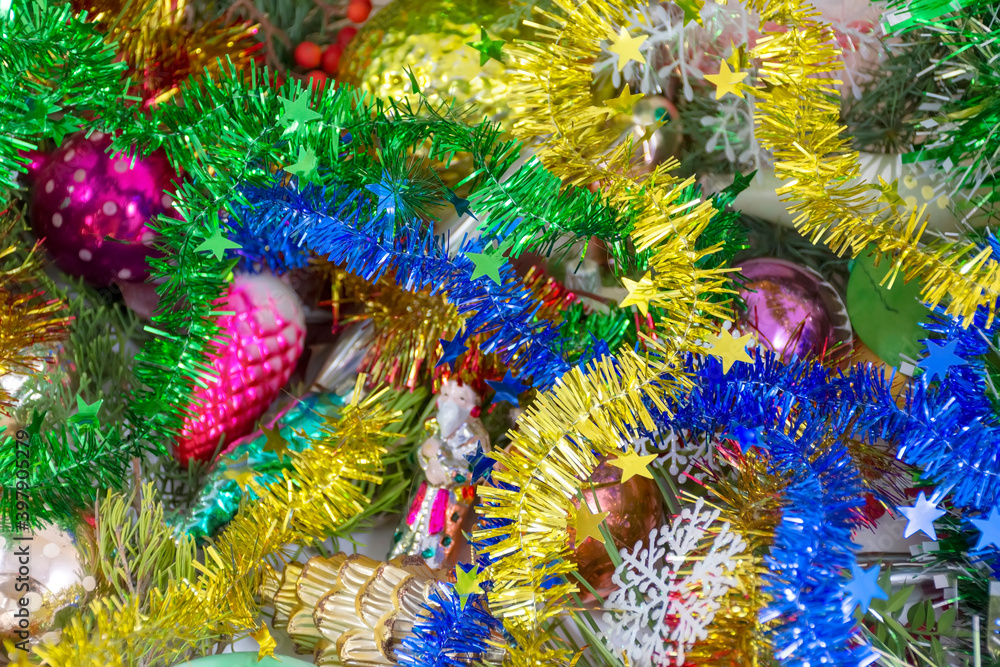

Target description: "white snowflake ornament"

left=601, top=498, right=746, bottom=666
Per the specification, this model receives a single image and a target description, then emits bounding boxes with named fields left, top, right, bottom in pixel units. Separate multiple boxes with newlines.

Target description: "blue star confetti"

left=971, top=506, right=1000, bottom=551
left=845, top=562, right=888, bottom=614
left=898, top=491, right=947, bottom=540
left=466, top=443, right=495, bottom=483
left=365, top=175, right=407, bottom=219
left=917, top=339, right=966, bottom=383
left=486, top=370, right=527, bottom=406
left=437, top=333, right=469, bottom=370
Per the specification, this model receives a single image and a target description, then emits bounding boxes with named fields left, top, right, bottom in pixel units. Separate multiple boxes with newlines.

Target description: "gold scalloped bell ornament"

left=261, top=553, right=503, bottom=666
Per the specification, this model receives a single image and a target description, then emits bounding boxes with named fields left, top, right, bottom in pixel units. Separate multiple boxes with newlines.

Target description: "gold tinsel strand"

left=327, top=265, right=593, bottom=391
left=742, top=0, right=1000, bottom=325
left=506, top=0, right=736, bottom=337
left=684, top=446, right=785, bottom=666
left=329, top=268, right=465, bottom=391
left=35, top=379, right=400, bottom=665
left=476, top=339, right=694, bottom=664
left=475, top=1, right=737, bottom=661
left=71, top=0, right=258, bottom=105
left=0, top=223, right=71, bottom=412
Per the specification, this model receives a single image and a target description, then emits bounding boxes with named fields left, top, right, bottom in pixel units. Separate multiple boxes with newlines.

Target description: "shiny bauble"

left=174, top=273, right=306, bottom=465
left=568, top=458, right=666, bottom=599
left=735, top=258, right=852, bottom=361
left=29, top=132, right=179, bottom=286
left=0, top=524, right=91, bottom=639
left=173, top=654, right=313, bottom=667
left=339, top=0, right=518, bottom=128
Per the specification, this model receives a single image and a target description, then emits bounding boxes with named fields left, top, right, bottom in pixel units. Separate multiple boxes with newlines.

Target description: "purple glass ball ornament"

left=29, top=132, right=179, bottom=286
left=735, top=258, right=852, bottom=360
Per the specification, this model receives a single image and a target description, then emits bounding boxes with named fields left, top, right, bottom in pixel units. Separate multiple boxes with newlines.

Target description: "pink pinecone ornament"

left=174, top=273, right=306, bottom=464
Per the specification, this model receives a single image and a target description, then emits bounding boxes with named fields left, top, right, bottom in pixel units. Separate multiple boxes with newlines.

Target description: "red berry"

left=337, top=26, right=358, bottom=45
left=307, top=70, right=328, bottom=89
left=294, top=41, right=322, bottom=70
left=346, top=1, right=370, bottom=23
left=322, top=44, right=344, bottom=75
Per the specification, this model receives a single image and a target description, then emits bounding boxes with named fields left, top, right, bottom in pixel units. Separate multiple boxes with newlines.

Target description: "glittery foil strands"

left=328, top=270, right=464, bottom=391
left=505, top=0, right=735, bottom=352
left=475, top=346, right=690, bottom=664
left=327, top=266, right=586, bottom=393
left=70, top=0, right=257, bottom=105
left=880, top=0, right=1000, bottom=197
left=216, top=380, right=400, bottom=559
left=174, top=273, right=306, bottom=464
left=0, top=235, right=72, bottom=413
left=338, top=0, right=517, bottom=127
left=742, top=0, right=1000, bottom=324
left=681, top=448, right=783, bottom=665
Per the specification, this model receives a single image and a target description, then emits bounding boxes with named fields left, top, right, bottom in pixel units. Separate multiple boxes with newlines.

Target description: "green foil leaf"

left=846, top=249, right=932, bottom=367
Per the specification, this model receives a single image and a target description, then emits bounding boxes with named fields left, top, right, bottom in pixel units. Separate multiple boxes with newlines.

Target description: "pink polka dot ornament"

left=29, top=131, right=180, bottom=286
left=174, top=273, right=307, bottom=465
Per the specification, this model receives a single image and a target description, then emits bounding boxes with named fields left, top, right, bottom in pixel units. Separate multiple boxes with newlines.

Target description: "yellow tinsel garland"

left=0, top=220, right=71, bottom=412
left=72, top=0, right=257, bottom=106
left=743, top=0, right=1000, bottom=324
left=477, top=1, right=739, bottom=662
left=35, top=379, right=400, bottom=666
left=476, top=0, right=1000, bottom=662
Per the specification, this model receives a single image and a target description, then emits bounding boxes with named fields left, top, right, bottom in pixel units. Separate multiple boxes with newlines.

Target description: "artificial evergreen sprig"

left=83, top=483, right=198, bottom=607
left=840, top=39, right=940, bottom=156
left=9, top=284, right=146, bottom=429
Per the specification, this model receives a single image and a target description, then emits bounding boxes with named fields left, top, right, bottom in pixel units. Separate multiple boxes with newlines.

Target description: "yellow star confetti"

left=455, top=563, right=483, bottom=608
left=876, top=176, right=906, bottom=209
left=260, top=424, right=290, bottom=460
left=222, top=454, right=256, bottom=491
left=704, top=329, right=755, bottom=373
left=620, top=273, right=657, bottom=316
left=574, top=504, right=610, bottom=546
left=251, top=623, right=277, bottom=660
left=607, top=27, right=647, bottom=72
left=608, top=447, right=657, bottom=483
left=704, top=60, right=747, bottom=99
left=603, top=84, right=644, bottom=116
